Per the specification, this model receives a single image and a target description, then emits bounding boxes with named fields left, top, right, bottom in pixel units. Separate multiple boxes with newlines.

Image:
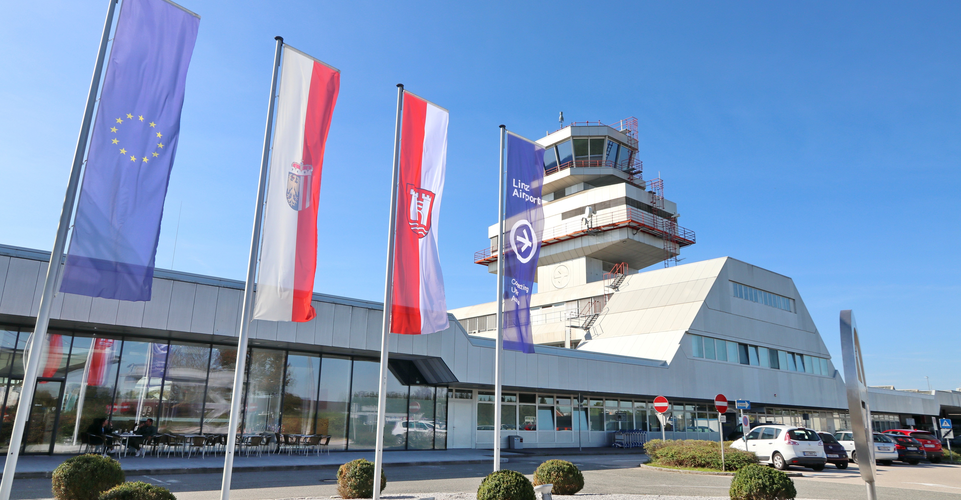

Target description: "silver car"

left=730, top=424, right=827, bottom=470
left=832, top=431, right=900, bottom=465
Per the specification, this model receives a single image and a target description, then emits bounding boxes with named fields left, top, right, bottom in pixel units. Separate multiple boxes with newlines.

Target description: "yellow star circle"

left=112, top=113, right=164, bottom=165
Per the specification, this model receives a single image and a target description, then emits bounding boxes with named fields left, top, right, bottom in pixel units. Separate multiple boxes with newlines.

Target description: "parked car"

left=885, top=434, right=926, bottom=465
left=884, top=429, right=943, bottom=463
left=730, top=424, right=826, bottom=471
left=817, top=432, right=849, bottom=469
left=833, top=431, right=899, bottom=465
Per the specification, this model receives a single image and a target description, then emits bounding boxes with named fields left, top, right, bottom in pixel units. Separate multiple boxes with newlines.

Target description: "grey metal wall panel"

left=312, top=302, right=335, bottom=345
left=141, top=279, right=173, bottom=330
left=348, top=308, right=368, bottom=350
left=116, top=300, right=146, bottom=327
left=295, top=308, right=317, bottom=344
left=213, top=288, right=242, bottom=336
left=166, top=282, right=197, bottom=333
left=0, top=258, right=40, bottom=316
left=49, top=285, right=65, bottom=319
left=59, top=294, right=93, bottom=323
left=189, top=285, right=219, bottom=334
left=452, top=331, right=470, bottom=380
left=388, top=329, right=399, bottom=352
left=411, top=333, right=428, bottom=356
left=365, top=310, right=382, bottom=352
left=0, top=256, right=10, bottom=302
left=29, top=261, right=48, bottom=316
left=88, top=298, right=120, bottom=325
left=503, top=350, right=517, bottom=386
left=395, top=332, right=413, bottom=355
left=253, top=319, right=278, bottom=341
left=427, top=328, right=442, bottom=357
left=277, top=321, right=296, bottom=343
left=330, top=304, right=352, bottom=348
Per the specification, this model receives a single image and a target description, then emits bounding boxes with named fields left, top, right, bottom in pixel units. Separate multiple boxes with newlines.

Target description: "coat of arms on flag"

left=286, top=161, right=313, bottom=211
left=407, top=184, right=435, bottom=238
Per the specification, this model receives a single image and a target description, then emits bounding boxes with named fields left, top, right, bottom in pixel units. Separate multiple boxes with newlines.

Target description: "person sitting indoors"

left=85, top=417, right=114, bottom=451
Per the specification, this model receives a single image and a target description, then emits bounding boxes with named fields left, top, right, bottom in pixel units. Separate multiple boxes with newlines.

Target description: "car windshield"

left=788, top=429, right=819, bottom=441
left=912, top=432, right=937, bottom=440
left=819, top=433, right=839, bottom=444
left=873, top=434, right=893, bottom=443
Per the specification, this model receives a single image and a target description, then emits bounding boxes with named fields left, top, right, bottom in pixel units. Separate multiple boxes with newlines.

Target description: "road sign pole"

left=719, top=413, right=725, bottom=472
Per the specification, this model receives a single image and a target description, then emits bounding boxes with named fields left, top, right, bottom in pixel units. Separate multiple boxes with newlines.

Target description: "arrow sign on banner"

left=654, top=395, right=670, bottom=414
left=715, top=394, right=728, bottom=414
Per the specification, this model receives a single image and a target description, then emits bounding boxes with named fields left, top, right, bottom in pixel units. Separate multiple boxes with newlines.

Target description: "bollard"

left=534, top=483, right=554, bottom=500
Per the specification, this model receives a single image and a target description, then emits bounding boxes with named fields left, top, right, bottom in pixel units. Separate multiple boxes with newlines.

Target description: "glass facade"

left=0, top=326, right=448, bottom=454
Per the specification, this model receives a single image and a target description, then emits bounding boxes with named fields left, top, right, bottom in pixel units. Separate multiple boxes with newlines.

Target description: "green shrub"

left=532, top=459, right=584, bottom=495
left=476, top=469, right=535, bottom=500
left=942, top=448, right=960, bottom=462
left=52, top=454, right=125, bottom=500
left=99, top=482, right=176, bottom=500
left=729, top=464, right=797, bottom=500
left=645, top=439, right=758, bottom=471
left=336, top=458, right=386, bottom=499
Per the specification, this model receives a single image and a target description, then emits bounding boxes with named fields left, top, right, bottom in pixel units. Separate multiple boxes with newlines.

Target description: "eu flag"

left=61, top=0, right=199, bottom=301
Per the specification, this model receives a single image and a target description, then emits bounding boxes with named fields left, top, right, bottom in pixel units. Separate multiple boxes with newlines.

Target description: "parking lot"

left=794, top=460, right=961, bottom=497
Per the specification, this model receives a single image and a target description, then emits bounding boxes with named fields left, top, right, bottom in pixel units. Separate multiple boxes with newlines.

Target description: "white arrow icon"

left=517, top=230, right=532, bottom=252
left=510, top=219, right=537, bottom=264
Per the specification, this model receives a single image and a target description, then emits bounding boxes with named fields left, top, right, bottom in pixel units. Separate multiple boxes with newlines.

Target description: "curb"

left=638, top=463, right=803, bottom=477
left=5, top=457, right=504, bottom=480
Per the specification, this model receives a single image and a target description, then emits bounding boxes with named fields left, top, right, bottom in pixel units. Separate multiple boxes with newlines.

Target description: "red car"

left=884, top=429, right=943, bottom=463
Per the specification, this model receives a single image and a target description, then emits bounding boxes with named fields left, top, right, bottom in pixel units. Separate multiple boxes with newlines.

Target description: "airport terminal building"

left=1, top=120, right=958, bottom=455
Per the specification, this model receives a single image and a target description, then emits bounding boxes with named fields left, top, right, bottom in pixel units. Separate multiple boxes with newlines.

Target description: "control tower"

left=474, top=117, right=695, bottom=292
left=453, top=117, right=695, bottom=347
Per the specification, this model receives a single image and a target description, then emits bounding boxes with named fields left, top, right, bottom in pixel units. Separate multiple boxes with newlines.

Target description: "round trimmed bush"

left=52, top=454, right=125, bottom=500
left=729, top=464, right=797, bottom=500
left=336, top=458, right=386, bottom=499
left=99, top=481, right=176, bottom=500
left=532, top=459, right=584, bottom=495
left=477, top=469, right=535, bottom=500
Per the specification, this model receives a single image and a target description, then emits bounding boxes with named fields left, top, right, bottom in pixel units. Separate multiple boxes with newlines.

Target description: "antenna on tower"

left=559, top=111, right=564, bottom=128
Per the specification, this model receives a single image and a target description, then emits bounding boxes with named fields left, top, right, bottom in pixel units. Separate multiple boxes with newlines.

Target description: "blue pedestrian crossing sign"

left=941, top=418, right=953, bottom=430
left=735, top=400, right=751, bottom=410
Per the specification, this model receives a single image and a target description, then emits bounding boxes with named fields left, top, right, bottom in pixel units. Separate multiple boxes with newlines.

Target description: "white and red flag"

left=390, top=92, right=449, bottom=335
left=253, top=46, right=340, bottom=322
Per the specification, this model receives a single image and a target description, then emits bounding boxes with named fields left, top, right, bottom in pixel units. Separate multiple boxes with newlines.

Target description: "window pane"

left=605, top=141, right=619, bottom=165
left=519, top=405, right=536, bottom=431
left=110, top=340, right=155, bottom=432
left=350, top=359, right=407, bottom=450
left=573, top=407, right=588, bottom=431
left=589, top=138, right=605, bottom=162
left=778, top=350, right=789, bottom=370
left=715, top=340, right=728, bottom=361
left=243, top=348, right=285, bottom=435
left=538, top=406, right=555, bottom=431
left=434, top=387, right=447, bottom=449
left=406, top=386, right=435, bottom=449
left=727, top=342, right=739, bottom=363
left=616, top=144, right=632, bottom=167
left=556, top=140, right=573, bottom=166
left=556, top=405, right=572, bottom=431
left=573, top=138, right=589, bottom=161
left=769, top=349, right=780, bottom=369
left=55, top=336, right=91, bottom=453
left=543, top=146, right=558, bottom=172
left=501, top=403, right=517, bottom=431
left=538, top=396, right=553, bottom=405
left=0, top=329, right=17, bottom=378
left=203, top=344, right=236, bottom=434
left=160, top=341, right=207, bottom=434
left=477, top=403, right=494, bottom=430
left=703, top=338, right=716, bottom=360
left=738, top=344, right=750, bottom=365
left=282, top=354, right=320, bottom=435
left=518, top=393, right=536, bottom=404
left=589, top=407, right=604, bottom=431
left=692, top=335, right=703, bottom=358
left=758, top=347, right=770, bottom=368
left=318, top=355, right=351, bottom=450
left=820, top=358, right=829, bottom=376
left=804, top=355, right=815, bottom=374
left=787, top=353, right=797, bottom=371
left=9, top=330, right=29, bottom=379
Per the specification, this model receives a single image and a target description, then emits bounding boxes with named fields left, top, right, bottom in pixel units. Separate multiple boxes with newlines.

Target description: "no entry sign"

left=654, top=395, right=670, bottom=414
left=714, top=394, right=728, bottom=414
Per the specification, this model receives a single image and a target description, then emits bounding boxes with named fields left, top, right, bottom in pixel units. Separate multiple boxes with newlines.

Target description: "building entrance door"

left=23, top=380, right=64, bottom=454
left=448, top=400, right=473, bottom=449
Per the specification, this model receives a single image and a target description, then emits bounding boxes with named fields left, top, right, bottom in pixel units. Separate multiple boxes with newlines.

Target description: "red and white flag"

left=253, top=46, right=340, bottom=322
left=390, top=92, right=449, bottom=335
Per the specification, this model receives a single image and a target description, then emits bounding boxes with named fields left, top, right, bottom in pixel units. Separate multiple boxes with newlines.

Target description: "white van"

left=730, top=424, right=827, bottom=470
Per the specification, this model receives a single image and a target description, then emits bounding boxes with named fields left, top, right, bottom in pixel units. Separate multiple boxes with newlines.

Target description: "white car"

left=730, top=424, right=827, bottom=470
left=832, top=431, right=899, bottom=465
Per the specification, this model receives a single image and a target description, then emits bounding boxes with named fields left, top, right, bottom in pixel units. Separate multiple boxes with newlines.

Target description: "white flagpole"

left=0, top=1, right=118, bottom=498
left=71, top=344, right=96, bottom=446
left=493, top=125, right=507, bottom=471
left=219, top=35, right=284, bottom=500
left=372, top=84, right=405, bottom=500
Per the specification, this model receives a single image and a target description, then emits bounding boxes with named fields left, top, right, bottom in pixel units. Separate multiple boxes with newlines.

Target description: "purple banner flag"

left=149, top=343, right=168, bottom=378
left=61, top=0, right=199, bottom=301
left=503, top=132, right=545, bottom=354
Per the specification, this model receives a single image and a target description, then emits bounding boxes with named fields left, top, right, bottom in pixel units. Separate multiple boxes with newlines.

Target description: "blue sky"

left=1, top=1, right=958, bottom=391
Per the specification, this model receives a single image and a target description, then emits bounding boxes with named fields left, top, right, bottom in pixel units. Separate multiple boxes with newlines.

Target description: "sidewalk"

left=0, top=447, right=646, bottom=480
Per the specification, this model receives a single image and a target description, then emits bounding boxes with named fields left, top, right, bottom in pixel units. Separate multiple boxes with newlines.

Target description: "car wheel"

left=880, top=460, right=893, bottom=466
left=812, top=464, right=825, bottom=471
left=851, top=451, right=858, bottom=464
left=931, top=456, right=942, bottom=464
left=772, top=452, right=788, bottom=471
left=908, top=460, right=919, bottom=465
left=836, top=461, right=848, bottom=469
